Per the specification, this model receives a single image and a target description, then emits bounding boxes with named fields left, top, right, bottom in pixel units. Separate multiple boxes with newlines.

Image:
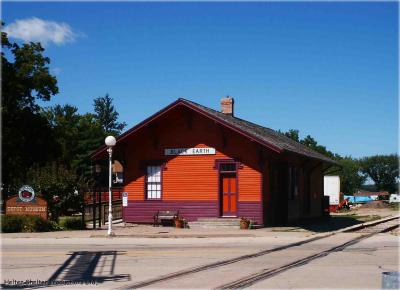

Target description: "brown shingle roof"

left=182, top=98, right=337, bottom=164
left=92, top=98, right=338, bottom=165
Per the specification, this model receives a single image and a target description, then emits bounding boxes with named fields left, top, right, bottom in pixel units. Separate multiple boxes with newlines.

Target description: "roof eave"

left=283, top=149, right=339, bottom=166
left=180, top=100, right=283, bottom=154
left=91, top=98, right=184, bottom=159
left=91, top=98, right=284, bottom=160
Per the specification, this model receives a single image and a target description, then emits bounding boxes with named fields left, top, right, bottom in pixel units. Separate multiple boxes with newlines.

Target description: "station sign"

left=164, top=147, right=216, bottom=156
left=5, top=185, right=48, bottom=220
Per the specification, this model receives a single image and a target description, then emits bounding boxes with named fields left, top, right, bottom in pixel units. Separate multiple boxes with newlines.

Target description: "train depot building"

left=92, top=98, right=336, bottom=226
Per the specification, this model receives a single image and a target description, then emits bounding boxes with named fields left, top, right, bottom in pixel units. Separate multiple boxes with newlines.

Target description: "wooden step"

left=188, top=218, right=241, bottom=229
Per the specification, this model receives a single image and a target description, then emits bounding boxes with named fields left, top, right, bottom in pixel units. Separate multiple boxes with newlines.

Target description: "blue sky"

left=3, top=2, right=398, bottom=158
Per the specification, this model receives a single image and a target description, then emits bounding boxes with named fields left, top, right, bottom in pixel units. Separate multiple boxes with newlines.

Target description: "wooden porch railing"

left=83, top=188, right=124, bottom=229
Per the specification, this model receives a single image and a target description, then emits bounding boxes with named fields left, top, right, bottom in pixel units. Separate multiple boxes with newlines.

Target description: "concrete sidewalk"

left=1, top=224, right=312, bottom=239
left=2, top=210, right=397, bottom=239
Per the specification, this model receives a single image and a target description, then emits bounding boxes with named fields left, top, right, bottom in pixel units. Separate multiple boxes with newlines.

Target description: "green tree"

left=337, top=157, right=366, bottom=194
left=93, top=94, right=126, bottom=135
left=43, top=97, right=126, bottom=189
left=283, top=129, right=300, bottom=142
left=44, top=105, right=104, bottom=180
left=73, top=113, right=104, bottom=179
left=27, top=163, right=89, bottom=221
left=280, top=129, right=338, bottom=159
left=44, top=104, right=81, bottom=164
left=27, top=107, right=104, bottom=220
left=1, top=26, right=59, bottom=195
left=360, top=154, right=399, bottom=193
left=279, top=129, right=367, bottom=194
left=300, top=135, right=337, bottom=159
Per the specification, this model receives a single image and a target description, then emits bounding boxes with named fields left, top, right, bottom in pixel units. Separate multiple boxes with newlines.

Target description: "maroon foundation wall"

left=238, top=201, right=263, bottom=225
left=123, top=201, right=219, bottom=223
left=123, top=200, right=264, bottom=225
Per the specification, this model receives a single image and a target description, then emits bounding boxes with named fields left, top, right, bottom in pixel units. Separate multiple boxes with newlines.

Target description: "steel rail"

left=216, top=217, right=399, bottom=289
left=118, top=216, right=399, bottom=290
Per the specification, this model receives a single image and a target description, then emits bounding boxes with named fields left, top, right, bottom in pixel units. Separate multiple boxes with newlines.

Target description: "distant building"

left=344, top=191, right=390, bottom=204
left=324, top=176, right=340, bottom=212
left=354, top=191, right=390, bottom=200
left=92, top=97, right=337, bottom=226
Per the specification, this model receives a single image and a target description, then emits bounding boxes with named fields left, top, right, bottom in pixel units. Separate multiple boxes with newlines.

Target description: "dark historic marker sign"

left=5, top=185, right=48, bottom=220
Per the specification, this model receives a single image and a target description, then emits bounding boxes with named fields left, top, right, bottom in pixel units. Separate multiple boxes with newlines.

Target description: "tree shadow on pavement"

left=1, top=250, right=131, bottom=289
left=48, top=250, right=131, bottom=284
left=291, top=216, right=363, bottom=232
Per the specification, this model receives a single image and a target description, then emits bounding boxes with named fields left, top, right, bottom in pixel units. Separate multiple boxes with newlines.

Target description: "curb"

left=89, top=215, right=399, bottom=238
left=90, top=233, right=256, bottom=238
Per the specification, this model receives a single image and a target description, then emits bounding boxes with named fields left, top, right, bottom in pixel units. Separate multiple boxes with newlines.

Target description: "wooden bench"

left=153, top=210, right=179, bottom=227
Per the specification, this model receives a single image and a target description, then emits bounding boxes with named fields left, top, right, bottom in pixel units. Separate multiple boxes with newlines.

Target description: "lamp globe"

left=105, top=136, right=116, bottom=147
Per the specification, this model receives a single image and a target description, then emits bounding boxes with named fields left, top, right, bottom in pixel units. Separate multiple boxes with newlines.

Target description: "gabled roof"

left=182, top=99, right=336, bottom=164
left=92, top=98, right=337, bottom=164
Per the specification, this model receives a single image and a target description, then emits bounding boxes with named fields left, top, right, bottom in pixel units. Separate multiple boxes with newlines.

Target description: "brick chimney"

left=221, top=96, right=234, bottom=116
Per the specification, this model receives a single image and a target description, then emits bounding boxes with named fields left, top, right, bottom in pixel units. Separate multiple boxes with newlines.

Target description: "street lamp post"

left=105, top=135, right=116, bottom=237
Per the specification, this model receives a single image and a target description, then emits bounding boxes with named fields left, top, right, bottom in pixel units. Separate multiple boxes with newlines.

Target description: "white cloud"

left=4, top=17, right=81, bottom=46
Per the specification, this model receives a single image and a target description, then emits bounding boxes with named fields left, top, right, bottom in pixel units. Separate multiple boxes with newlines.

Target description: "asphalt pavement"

left=1, top=212, right=399, bottom=289
left=2, top=229, right=399, bottom=289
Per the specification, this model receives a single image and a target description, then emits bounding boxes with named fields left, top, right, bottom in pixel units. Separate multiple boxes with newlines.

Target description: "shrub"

left=1, top=215, right=23, bottom=233
left=1, top=215, right=54, bottom=233
left=49, top=220, right=63, bottom=231
left=59, top=216, right=84, bottom=230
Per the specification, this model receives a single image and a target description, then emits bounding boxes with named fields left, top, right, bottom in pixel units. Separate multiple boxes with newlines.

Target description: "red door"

left=221, top=173, right=238, bottom=216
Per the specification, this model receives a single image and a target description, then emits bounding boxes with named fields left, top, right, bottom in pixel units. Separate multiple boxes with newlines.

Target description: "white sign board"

left=164, top=147, right=216, bottom=156
left=122, top=192, right=128, bottom=207
left=324, top=176, right=340, bottom=205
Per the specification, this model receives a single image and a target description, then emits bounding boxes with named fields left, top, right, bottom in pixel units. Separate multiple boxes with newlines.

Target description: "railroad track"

left=350, top=217, right=399, bottom=233
left=119, top=216, right=399, bottom=290
left=217, top=216, right=399, bottom=289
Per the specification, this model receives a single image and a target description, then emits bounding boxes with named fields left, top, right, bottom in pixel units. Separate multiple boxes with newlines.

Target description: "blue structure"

left=344, top=195, right=375, bottom=203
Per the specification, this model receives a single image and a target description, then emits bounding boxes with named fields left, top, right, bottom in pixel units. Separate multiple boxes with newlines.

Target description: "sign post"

left=122, top=192, right=128, bottom=226
left=122, top=192, right=128, bottom=207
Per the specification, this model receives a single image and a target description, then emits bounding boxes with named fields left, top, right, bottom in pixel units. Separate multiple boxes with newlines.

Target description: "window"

left=215, top=159, right=242, bottom=172
left=220, top=163, right=236, bottom=172
left=146, top=165, right=162, bottom=199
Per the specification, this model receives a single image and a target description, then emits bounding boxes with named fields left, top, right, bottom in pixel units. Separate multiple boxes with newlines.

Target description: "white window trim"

left=146, top=165, right=162, bottom=200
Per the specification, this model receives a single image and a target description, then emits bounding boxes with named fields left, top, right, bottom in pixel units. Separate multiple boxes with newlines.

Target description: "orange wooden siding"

left=163, top=150, right=220, bottom=201
left=123, top=169, right=145, bottom=201
left=238, top=166, right=261, bottom=202
left=122, top=106, right=262, bottom=202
